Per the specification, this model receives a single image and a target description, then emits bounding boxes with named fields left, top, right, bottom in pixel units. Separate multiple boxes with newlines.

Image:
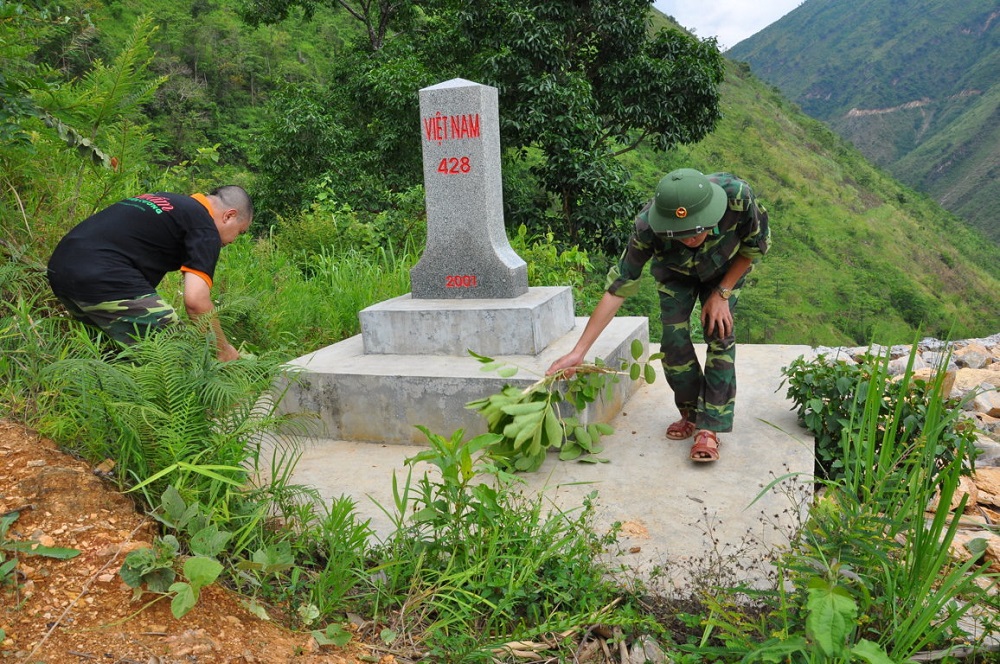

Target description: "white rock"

left=955, top=343, right=992, bottom=369
left=973, top=388, right=1000, bottom=418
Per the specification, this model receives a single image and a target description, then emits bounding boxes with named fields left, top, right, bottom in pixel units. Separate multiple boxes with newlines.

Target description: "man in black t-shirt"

left=47, top=185, right=253, bottom=361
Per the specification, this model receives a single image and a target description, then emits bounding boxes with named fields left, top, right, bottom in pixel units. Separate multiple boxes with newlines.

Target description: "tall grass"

left=355, top=427, right=646, bottom=661
left=0, top=255, right=88, bottom=422
left=694, top=347, right=993, bottom=661
left=213, top=235, right=418, bottom=356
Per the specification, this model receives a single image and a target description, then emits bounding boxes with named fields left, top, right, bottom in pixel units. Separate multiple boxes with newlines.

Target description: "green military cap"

left=647, top=168, right=728, bottom=237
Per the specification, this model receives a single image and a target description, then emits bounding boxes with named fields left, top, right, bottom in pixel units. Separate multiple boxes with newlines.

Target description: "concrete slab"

left=278, top=316, right=649, bottom=444
left=284, top=344, right=815, bottom=590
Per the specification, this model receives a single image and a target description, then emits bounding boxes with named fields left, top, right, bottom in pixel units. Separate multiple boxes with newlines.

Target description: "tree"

left=239, top=0, right=725, bottom=254
left=0, top=0, right=60, bottom=145
left=242, top=1, right=435, bottom=221
left=429, top=0, right=725, bottom=252
left=238, top=0, right=419, bottom=51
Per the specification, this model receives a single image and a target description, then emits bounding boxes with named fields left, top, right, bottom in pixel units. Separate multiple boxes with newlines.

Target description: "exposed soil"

left=0, top=420, right=379, bottom=664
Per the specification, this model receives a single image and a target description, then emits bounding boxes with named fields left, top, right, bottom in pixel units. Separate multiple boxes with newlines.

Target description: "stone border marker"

left=278, top=78, right=648, bottom=444
left=410, top=78, right=528, bottom=299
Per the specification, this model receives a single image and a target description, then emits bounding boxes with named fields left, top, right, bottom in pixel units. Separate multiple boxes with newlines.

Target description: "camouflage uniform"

left=605, top=173, right=771, bottom=432
left=54, top=293, right=180, bottom=344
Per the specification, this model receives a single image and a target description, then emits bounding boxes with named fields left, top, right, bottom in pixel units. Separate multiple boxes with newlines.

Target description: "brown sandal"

left=666, top=416, right=696, bottom=440
left=689, top=430, right=721, bottom=463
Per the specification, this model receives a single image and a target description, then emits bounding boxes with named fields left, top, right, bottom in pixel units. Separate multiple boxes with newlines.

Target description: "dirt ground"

left=0, top=419, right=381, bottom=664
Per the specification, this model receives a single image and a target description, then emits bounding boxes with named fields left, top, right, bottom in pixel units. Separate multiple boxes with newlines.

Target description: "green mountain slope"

left=621, top=59, right=1000, bottom=345
left=726, top=0, right=1000, bottom=243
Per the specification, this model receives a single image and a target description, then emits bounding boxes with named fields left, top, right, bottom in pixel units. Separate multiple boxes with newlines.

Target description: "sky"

left=653, top=0, right=802, bottom=51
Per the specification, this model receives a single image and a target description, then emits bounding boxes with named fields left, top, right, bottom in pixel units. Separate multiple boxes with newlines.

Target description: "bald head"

left=207, top=185, right=253, bottom=245
left=210, top=185, right=253, bottom=222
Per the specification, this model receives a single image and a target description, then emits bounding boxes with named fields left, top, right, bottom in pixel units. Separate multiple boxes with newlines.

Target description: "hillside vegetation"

left=2, top=3, right=1000, bottom=660
left=727, top=0, right=1000, bottom=243
left=1, top=0, right=998, bottom=351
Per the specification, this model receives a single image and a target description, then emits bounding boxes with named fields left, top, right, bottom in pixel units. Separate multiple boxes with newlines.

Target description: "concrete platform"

left=281, top=343, right=815, bottom=590
left=278, top=316, right=649, bottom=445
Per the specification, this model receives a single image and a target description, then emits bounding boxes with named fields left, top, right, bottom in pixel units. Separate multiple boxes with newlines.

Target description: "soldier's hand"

left=217, top=342, right=240, bottom=362
left=547, top=351, right=584, bottom=378
left=701, top=295, right=733, bottom=339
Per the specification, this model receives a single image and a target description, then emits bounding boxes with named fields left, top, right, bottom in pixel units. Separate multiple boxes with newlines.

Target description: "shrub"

left=271, top=181, right=426, bottom=258
left=508, top=224, right=592, bottom=289
left=779, top=351, right=979, bottom=480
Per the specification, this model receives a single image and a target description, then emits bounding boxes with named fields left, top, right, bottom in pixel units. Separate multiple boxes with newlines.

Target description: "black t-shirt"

left=47, top=193, right=221, bottom=302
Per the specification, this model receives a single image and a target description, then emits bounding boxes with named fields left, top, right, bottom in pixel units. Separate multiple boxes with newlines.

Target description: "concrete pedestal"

left=360, top=286, right=574, bottom=356
left=279, top=307, right=649, bottom=445
left=279, top=78, right=650, bottom=445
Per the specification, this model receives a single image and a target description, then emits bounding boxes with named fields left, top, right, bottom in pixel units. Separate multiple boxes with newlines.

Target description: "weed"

left=361, top=426, right=650, bottom=661
left=0, top=511, right=80, bottom=562
left=686, top=347, right=993, bottom=661
left=0, top=510, right=80, bottom=621
left=119, top=486, right=231, bottom=618
left=780, top=349, right=979, bottom=480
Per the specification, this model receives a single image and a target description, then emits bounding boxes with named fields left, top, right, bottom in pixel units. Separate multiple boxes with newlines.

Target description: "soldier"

left=47, top=186, right=253, bottom=362
left=547, top=168, right=771, bottom=462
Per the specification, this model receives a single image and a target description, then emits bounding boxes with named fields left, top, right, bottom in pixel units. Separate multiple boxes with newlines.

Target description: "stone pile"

left=949, top=465, right=1000, bottom=580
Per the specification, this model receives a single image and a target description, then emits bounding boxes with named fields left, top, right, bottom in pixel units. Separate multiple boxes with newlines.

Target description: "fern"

left=37, top=15, right=165, bottom=128
left=38, top=325, right=302, bottom=509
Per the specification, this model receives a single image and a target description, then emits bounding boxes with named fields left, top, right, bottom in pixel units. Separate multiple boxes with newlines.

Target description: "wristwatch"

left=715, top=286, right=733, bottom=300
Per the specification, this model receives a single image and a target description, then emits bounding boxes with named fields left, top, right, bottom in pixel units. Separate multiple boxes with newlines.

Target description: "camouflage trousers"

left=55, top=293, right=179, bottom=344
left=657, top=278, right=742, bottom=433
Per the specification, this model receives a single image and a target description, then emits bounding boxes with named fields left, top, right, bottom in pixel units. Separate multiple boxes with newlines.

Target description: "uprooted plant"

left=465, top=338, right=663, bottom=471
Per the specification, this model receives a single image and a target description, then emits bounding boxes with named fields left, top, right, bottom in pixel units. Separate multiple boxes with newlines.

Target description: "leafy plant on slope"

left=119, top=486, right=228, bottom=619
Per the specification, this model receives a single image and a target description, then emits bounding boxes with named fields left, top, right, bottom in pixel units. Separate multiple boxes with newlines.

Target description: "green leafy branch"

left=465, top=338, right=662, bottom=472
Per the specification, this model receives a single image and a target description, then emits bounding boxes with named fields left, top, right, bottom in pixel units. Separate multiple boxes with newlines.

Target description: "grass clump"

left=665, top=348, right=996, bottom=662
left=299, top=427, right=655, bottom=661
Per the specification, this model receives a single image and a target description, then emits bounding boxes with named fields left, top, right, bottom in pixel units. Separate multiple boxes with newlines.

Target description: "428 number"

left=437, top=156, right=471, bottom=175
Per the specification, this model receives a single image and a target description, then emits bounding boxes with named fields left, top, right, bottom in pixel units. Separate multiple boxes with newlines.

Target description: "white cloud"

left=653, top=0, right=801, bottom=50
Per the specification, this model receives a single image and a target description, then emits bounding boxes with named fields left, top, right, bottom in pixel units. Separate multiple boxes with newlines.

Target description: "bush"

left=779, top=351, right=979, bottom=480
left=508, top=224, right=592, bottom=289
left=270, top=181, right=426, bottom=258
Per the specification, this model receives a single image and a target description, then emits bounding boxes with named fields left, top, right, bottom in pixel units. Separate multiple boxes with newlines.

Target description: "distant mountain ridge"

left=726, top=0, right=1000, bottom=243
